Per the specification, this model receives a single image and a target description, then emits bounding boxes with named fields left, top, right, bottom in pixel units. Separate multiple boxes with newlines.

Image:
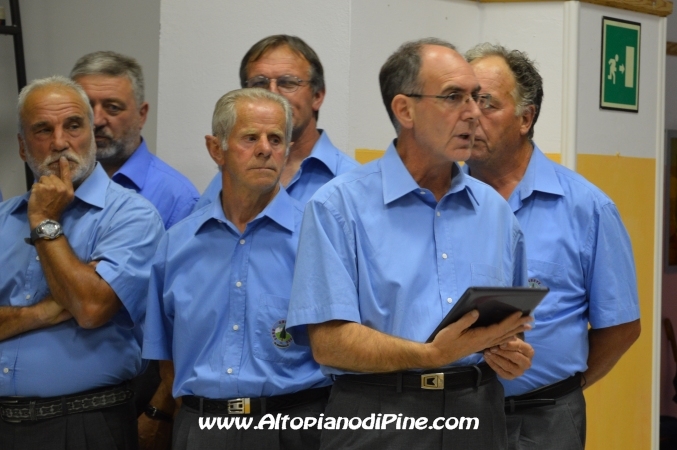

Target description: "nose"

left=92, top=104, right=107, bottom=128
left=256, top=136, right=273, bottom=157
left=52, top=126, right=69, bottom=152
left=268, top=79, right=281, bottom=95
left=464, top=96, right=482, bottom=121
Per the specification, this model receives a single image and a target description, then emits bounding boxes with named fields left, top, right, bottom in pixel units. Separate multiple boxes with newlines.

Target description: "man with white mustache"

left=0, top=76, right=164, bottom=450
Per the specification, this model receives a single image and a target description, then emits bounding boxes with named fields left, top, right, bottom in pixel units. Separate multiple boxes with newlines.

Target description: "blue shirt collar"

left=380, top=141, right=479, bottom=209
left=513, top=144, right=565, bottom=203
left=113, top=139, right=149, bottom=191
left=198, top=185, right=297, bottom=235
left=302, top=130, right=341, bottom=176
left=10, top=162, right=109, bottom=215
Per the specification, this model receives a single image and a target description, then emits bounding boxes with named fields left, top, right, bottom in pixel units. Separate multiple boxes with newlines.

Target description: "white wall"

left=0, top=0, right=160, bottom=200
left=157, top=0, right=351, bottom=193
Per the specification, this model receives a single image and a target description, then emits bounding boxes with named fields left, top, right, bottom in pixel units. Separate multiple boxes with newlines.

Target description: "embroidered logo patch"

left=528, top=277, right=543, bottom=289
left=271, top=319, right=293, bottom=349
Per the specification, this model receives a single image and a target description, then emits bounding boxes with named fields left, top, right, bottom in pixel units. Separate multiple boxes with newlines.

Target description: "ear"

left=205, top=135, right=225, bottom=166
left=311, top=88, right=325, bottom=113
left=391, top=94, right=414, bottom=130
left=18, top=134, right=27, bottom=162
left=519, top=104, right=536, bottom=137
left=138, top=102, right=149, bottom=129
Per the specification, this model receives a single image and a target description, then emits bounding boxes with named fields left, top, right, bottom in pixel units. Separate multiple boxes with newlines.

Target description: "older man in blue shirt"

left=71, top=51, right=199, bottom=229
left=464, top=43, right=640, bottom=450
left=0, top=76, right=164, bottom=450
left=286, top=38, right=534, bottom=450
left=143, top=88, right=330, bottom=450
left=194, top=35, right=358, bottom=211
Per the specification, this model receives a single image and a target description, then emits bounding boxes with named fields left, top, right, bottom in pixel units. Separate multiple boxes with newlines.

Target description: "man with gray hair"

left=143, top=88, right=330, bottom=449
left=464, top=43, right=640, bottom=449
left=286, top=38, right=534, bottom=450
left=0, top=76, right=164, bottom=449
left=71, top=51, right=199, bottom=229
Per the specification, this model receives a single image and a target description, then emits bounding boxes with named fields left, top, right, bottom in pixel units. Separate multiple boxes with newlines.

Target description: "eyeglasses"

left=245, top=75, right=310, bottom=93
left=403, top=92, right=492, bottom=110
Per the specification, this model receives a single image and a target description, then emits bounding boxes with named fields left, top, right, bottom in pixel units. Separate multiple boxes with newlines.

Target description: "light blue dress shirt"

left=286, top=142, right=528, bottom=376
left=194, top=130, right=359, bottom=211
left=143, top=188, right=330, bottom=399
left=0, top=163, right=164, bottom=397
left=113, top=139, right=199, bottom=229
left=468, top=146, right=640, bottom=397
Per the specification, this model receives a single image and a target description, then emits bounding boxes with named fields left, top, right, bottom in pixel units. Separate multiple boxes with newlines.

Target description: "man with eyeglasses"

left=463, top=43, right=640, bottom=450
left=286, top=38, right=535, bottom=450
left=194, top=35, right=358, bottom=211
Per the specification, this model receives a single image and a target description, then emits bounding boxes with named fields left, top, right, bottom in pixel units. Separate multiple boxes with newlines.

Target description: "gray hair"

left=379, top=38, right=457, bottom=132
left=17, top=75, right=94, bottom=137
left=70, top=51, right=145, bottom=107
left=465, top=43, right=543, bottom=139
left=212, top=88, right=293, bottom=155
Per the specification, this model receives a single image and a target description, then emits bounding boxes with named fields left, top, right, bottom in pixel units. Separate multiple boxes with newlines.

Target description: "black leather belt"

left=182, top=386, right=331, bottom=416
left=505, top=373, right=583, bottom=412
left=336, top=363, right=495, bottom=393
left=0, top=382, right=133, bottom=423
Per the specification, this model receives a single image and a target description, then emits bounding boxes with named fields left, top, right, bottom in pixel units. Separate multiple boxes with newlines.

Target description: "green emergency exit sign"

left=600, top=17, right=641, bottom=112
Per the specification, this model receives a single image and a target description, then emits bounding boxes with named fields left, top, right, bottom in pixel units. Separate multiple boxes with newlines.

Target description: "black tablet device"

left=426, top=286, right=549, bottom=343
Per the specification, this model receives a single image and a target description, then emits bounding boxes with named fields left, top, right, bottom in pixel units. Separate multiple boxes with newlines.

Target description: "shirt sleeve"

left=584, top=202, right=640, bottom=328
left=142, top=234, right=174, bottom=360
left=286, top=197, right=361, bottom=343
left=93, top=199, right=165, bottom=328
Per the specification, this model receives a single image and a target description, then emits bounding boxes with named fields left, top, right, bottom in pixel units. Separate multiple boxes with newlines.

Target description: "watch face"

left=37, top=220, right=61, bottom=239
left=41, top=222, right=59, bottom=235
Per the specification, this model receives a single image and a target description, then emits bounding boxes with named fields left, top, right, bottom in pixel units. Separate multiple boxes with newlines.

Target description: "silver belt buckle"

left=421, top=373, right=444, bottom=390
left=227, top=398, right=250, bottom=414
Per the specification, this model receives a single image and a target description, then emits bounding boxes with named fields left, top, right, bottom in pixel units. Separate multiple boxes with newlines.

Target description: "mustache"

left=43, top=153, right=83, bottom=166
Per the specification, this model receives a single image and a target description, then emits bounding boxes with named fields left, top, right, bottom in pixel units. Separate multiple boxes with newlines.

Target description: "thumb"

left=59, top=156, right=73, bottom=188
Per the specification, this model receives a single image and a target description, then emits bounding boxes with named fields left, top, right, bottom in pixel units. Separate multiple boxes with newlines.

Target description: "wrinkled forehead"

left=22, top=86, right=90, bottom=126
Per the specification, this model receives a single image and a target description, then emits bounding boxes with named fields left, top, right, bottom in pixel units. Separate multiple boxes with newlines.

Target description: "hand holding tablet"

left=426, top=287, right=549, bottom=343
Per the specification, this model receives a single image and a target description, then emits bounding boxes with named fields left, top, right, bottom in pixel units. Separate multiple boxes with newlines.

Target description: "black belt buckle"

left=227, top=398, right=251, bottom=415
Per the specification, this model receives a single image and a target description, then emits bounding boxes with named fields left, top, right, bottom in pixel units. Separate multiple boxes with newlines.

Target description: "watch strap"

left=144, top=404, right=173, bottom=423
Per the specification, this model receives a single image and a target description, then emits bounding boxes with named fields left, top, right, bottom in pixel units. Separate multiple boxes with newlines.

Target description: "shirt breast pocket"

left=470, top=263, right=506, bottom=287
left=252, top=295, right=307, bottom=364
left=527, top=259, right=565, bottom=321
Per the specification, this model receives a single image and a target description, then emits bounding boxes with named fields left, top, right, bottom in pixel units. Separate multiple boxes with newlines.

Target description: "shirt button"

left=36, top=256, right=40, bottom=261
left=233, top=325, right=239, bottom=331
left=25, top=294, right=31, bottom=300
left=227, top=368, right=233, bottom=374
left=442, top=253, right=448, bottom=259
left=447, top=298, right=453, bottom=304
left=2, top=368, right=8, bottom=374
left=235, top=281, right=242, bottom=288
left=436, top=211, right=441, bottom=217
left=239, top=239, right=245, bottom=245
left=419, top=190, right=426, bottom=195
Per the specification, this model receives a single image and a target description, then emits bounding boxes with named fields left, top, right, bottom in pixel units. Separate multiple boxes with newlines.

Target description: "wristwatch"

left=145, top=404, right=173, bottom=423
left=25, top=219, right=63, bottom=245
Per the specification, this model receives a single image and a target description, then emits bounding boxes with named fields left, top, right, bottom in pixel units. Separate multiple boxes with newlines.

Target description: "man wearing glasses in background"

left=194, top=34, right=358, bottom=210
left=286, top=38, right=535, bottom=450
